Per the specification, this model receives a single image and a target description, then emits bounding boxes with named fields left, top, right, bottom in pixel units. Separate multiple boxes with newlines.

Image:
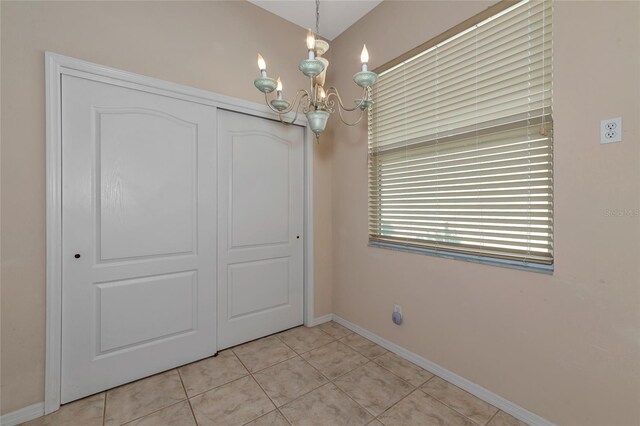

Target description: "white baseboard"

left=0, top=402, right=44, bottom=426
left=332, top=314, right=554, bottom=426
left=308, top=314, right=333, bottom=327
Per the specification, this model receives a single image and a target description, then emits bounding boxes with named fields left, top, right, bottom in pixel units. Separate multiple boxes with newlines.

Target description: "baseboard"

left=332, top=314, right=554, bottom=426
left=308, top=313, right=333, bottom=327
left=0, top=402, right=44, bottom=426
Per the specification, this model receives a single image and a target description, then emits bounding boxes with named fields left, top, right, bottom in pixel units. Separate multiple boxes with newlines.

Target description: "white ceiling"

left=248, top=0, right=383, bottom=40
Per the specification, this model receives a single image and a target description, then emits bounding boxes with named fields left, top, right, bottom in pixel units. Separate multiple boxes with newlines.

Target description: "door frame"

left=44, top=52, right=315, bottom=414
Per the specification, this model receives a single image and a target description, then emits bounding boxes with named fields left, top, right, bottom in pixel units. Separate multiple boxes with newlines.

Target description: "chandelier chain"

left=315, top=0, right=320, bottom=35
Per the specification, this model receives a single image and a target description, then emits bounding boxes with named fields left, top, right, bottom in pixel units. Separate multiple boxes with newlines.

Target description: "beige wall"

left=2, top=0, right=639, bottom=423
left=0, top=0, right=334, bottom=414
left=328, top=1, right=640, bottom=425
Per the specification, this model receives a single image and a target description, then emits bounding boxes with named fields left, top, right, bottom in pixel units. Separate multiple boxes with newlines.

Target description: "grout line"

left=233, top=349, right=298, bottom=374
left=102, top=392, right=107, bottom=426
left=276, top=328, right=337, bottom=356
left=298, top=357, right=333, bottom=386
left=292, top=335, right=338, bottom=357
left=239, top=409, right=287, bottom=426
left=371, top=355, right=434, bottom=389
left=374, top=388, right=420, bottom=421
left=485, top=409, right=501, bottom=426
left=275, top=408, right=292, bottom=426
left=119, top=399, right=189, bottom=426
left=418, top=385, right=495, bottom=426
left=327, top=374, right=378, bottom=420
left=248, top=372, right=277, bottom=409
left=268, top=378, right=328, bottom=412
left=365, top=361, right=417, bottom=390
left=421, top=374, right=437, bottom=386
left=176, top=368, right=198, bottom=425
left=231, top=347, right=280, bottom=420
left=176, top=368, right=189, bottom=399
left=326, top=331, right=439, bottom=423
left=182, top=353, right=272, bottom=426
left=267, top=337, right=379, bottom=420
left=327, top=358, right=370, bottom=382
left=331, top=360, right=417, bottom=417
left=251, top=356, right=329, bottom=411
left=186, top=398, right=198, bottom=426
left=184, top=374, right=250, bottom=401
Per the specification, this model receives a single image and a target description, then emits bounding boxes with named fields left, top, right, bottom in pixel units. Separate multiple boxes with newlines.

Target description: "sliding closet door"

left=61, top=75, right=217, bottom=403
left=217, top=110, right=304, bottom=349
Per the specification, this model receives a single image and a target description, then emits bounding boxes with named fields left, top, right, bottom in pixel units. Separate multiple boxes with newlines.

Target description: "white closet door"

left=61, top=75, right=217, bottom=403
left=217, top=110, right=304, bottom=349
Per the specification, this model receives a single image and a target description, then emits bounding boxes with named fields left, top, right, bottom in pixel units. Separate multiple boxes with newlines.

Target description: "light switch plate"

left=601, top=117, right=622, bottom=144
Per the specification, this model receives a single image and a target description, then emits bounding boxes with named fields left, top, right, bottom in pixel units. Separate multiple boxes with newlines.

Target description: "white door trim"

left=45, top=52, right=314, bottom=414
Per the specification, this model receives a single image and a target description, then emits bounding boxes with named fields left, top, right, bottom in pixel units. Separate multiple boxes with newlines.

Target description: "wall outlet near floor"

left=601, top=117, right=622, bottom=144
left=392, top=304, right=403, bottom=325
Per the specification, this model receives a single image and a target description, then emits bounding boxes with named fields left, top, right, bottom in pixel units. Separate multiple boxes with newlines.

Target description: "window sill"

left=368, top=241, right=554, bottom=275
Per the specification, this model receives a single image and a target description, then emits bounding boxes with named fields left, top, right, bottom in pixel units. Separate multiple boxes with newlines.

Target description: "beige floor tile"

left=23, top=393, right=105, bottom=426
left=318, top=321, right=353, bottom=338
left=233, top=335, right=297, bottom=372
left=244, top=409, right=290, bottom=426
left=280, top=383, right=373, bottom=426
left=487, top=411, right=530, bottom=426
left=254, top=356, right=328, bottom=406
left=123, top=401, right=195, bottom=426
left=104, top=370, right=186, bottom=426
left=373, top=352, right=434, bottom=387
left=420, top=377, right=498, bottom=425
left=178, top=350, right=248, bottom=396
left=367, top=421, right=384, bottom=426
left=340, top=334, right=388, bottom=359
left=190, top=376, right=275, bottom=426
left=278, top=326, right=335, bottom=354
left=378, top=390, right=477, bottom=426
left=300, top=341, right=369, bottom=380
left=333, top=363, right=414, bottom=416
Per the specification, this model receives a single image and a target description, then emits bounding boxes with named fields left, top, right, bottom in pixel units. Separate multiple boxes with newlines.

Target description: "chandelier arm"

left=275, top=92, right=308, bottom=126
left=336, top=104, right=365, bottom=126
left=263, top=89, right=309, bottom=115
left=325, top=87, right=369, bottom=112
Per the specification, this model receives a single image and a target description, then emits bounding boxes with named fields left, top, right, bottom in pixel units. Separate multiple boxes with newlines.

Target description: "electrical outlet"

left=601, top=117, right=622, bottom=144
left=392, top=304, right=403, bottom=325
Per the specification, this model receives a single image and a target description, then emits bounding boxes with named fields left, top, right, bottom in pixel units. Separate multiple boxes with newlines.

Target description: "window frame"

left=368, top=0, right=554, bottom=274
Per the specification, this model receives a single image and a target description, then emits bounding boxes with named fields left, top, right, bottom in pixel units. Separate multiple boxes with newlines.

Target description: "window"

left=368, top=0, right=553, bottom=270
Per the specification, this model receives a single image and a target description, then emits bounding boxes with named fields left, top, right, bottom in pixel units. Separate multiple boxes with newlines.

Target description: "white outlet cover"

left=601, top=117, right=622, bottom=144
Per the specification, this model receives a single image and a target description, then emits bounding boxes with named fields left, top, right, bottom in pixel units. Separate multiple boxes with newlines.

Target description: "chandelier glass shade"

left=253, top=1, right=378, bottom=139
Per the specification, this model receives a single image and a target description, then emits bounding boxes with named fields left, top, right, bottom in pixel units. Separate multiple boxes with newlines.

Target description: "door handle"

left=74, top=254, right=81, bottom=259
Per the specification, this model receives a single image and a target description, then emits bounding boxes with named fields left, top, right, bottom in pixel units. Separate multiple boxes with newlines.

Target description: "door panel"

left=61, top=75, right=216, bottom=403
left=228, top=258, right=290, bottom=319
left=230, top=134, right=290, bottom=248
left=97, top=109, right=197, bottom=261
left=217, top=110, right=304, bottom=349
left=96, top=271, right=197, bottom=354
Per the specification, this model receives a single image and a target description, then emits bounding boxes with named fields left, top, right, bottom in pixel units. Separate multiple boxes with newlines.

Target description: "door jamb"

left=45, top=52, right=314, bottom=414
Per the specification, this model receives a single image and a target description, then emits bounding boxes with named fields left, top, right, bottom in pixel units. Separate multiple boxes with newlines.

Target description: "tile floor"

left=23, top=322, right=529, bottom=426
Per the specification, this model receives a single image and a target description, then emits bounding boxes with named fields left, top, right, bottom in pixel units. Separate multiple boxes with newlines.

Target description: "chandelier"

left=253, top=0, right=378, bottom=140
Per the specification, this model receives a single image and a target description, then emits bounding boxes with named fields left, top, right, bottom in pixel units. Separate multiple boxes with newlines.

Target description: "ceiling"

left=248, top=0, right=383, bottom=40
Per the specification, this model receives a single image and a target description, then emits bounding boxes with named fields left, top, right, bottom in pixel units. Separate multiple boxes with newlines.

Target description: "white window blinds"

left=368, top=0, right=553, bottom=266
